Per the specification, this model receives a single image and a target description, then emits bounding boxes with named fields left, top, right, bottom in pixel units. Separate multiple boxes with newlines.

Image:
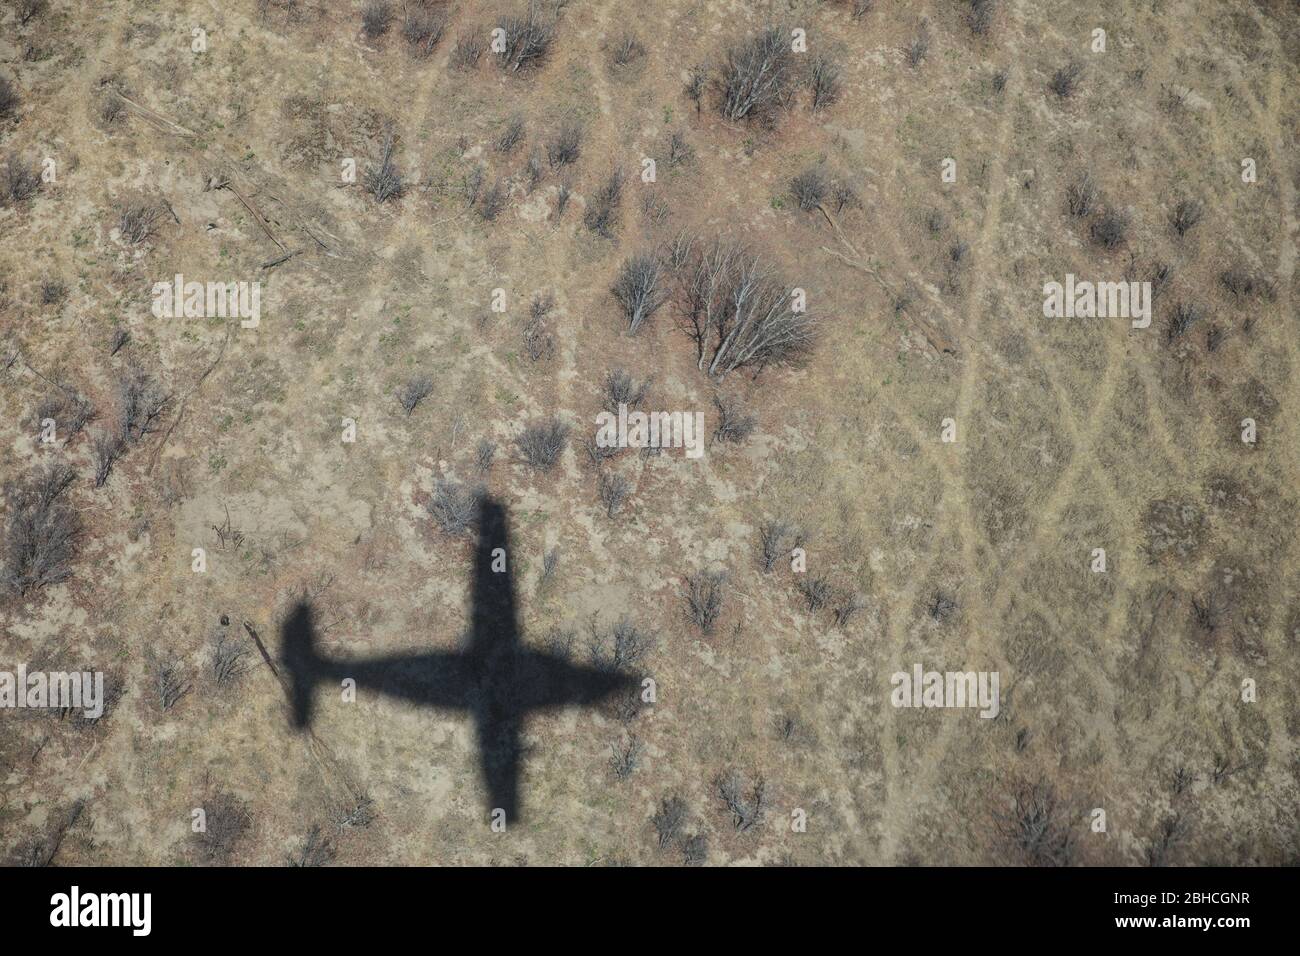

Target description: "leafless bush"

left=904, top=22, right=931, bottom=68
left=584, top=166, right=625, bottom=238
left=1170, top=197, right=1203, bottom=237
left=992, top=67, right=1009, bottom=94
left=611, top=253, right=667, bottom=332
left=335, top=793, right=376, bottom=829
left=712, top=394, right=756, bottom=444
left=847, top=0, right=874, bottom=19
left=610, top=32, right=645, bottom=67
left=496, top=10, right=555, bottom=73
left=758, top=519, right=801, bottom=572
left=1219, top=266, right=1270, bottom=301
left=539, top=546, right=560, bottom=590
left=517, top=417, right=569, bottom=471
left=684, top=64, right=708, bottom=114
left=603, top=368, right=649, bottom=414
left=682, top=833, right=708, bottom=865
left=798, top=573, right=833, bottom=613
left=451, top=28, right=486, bottom=69
left=584, top=434, right=620, bottom=468
left=402, top=6, right=446, bottom=56
left=717, top=770, right=766, bottom=832
left=683, top=569, right=726, bottom=634
left=0, top=154, right=40, bottom=205
left=808, top=53, right=841, bottom=112
left=117, top=366, right=170, bottom=443
left=427, top=479, right=484, bottom=535
left=91, top=429, right=124, bottom=488
left=718, top=27, right=794, bottom=122
left=1050, top=62, right=1082, bottom=98
left=522, top=312, right=555, bottom=362
left=555, top=179, right=571, bottom=216
left=364, top=128, right=404, bottom=203
left=19, top=1, right=48, bottom=26
left=497, top=116, right=525, bottom=154
left=653, top=795, right=687, bottom=849
left=211, top=630, right=249, bottom=685
left=598, top=471, right=631, bottom=518
left=546, top=121, right=582, bottom=169
left=2, top=463, right=78, bottom=596
left=117, top=200, right=162, bottom=244
left=928, top=589, right=958, bottom=620
left=37, top=389, right=94, bottom=439
left=1065, top=173, right=1095, bottom=218
left=790, top=168, right=828, bottom=211
left=195, top=790, right=250, bottom=864
left=832, top=180, right=859, bottom=213
left=968, top=0, right=996, bottom=35
left=396, top=375, right=434, bottom=415
left=590, top=617, right=655, bottom=672
left=40, top=278, right=66, bottom=305
left=0, top=77, right=18, bottom=120
left=474, top=438, right=497, bottom=474
left=1090, top=208, right=1130, bottom=250
left=609, top=734, right=642, bottom=779
left=833, top=591, right=867, bottom=628
left=995, top=781, right=1074, bottom=866
left=361, top=1, right=392, bottom=39
left=478, top=179, right=507, bottom=221
left=154, top=657, right=192, bottom=711
left=1166, top=301, right=1204, bottom=343
left=287, top=824, right=336, bottom=867
left=672, top=238, right=817, bottom=379
left=666, top=130, right=693, bottom=168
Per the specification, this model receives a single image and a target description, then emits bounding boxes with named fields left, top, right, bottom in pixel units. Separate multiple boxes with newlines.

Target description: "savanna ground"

left=1, top=0, right=1297, bottom=866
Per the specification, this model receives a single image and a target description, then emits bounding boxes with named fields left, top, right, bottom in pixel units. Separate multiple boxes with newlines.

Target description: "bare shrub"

left=1090, top=208, right=1130, bottom=250
left=396, top=375, right=434, bottom=415
left=994, top=781, right=1074, bottom=866
left=287, top=824, right=336, bottom=867
left=653, top=795, right=687, bottom=849
left=117, top=366, right=170, bottom=443
left=0, top=76, right=18, bottom=120
left=684, top=64, right=708, bottom=114
left=555, top=179, right=571, bottom=215
left=832, top=180, right=859, bottom=213
left=451, top=28, right=486, bottom=69
left=40, top=279, right=66, bottom=306
left=584, top=166, right=625, bottom=238
left=672, top=238, right=817, bottom=379
left=211, top=629, right=249, bottom=685
left=109, top=329, right=130, bottom=356
left=904, top=22, right=931, bottom=68
left=496, top=9, right=555, bottom=73
left=1166, top=301, right=1204, bottom=343
left=427, top=479, right=484, bottom=535
left=833, top=591, right=867, bottom=628
left=91, top=429, right=124, bottom=488
left=402, top=6, right=446, bottom=56
left=2, top=463, right=78, bottom=596
left=928, top=589, right=958, bottom=620
left=712, top=394, right=756, bottom=444
left=790, top=167, right=828, bottom=211
left=1170, top=198, right=1203, bottom=237
left=666, top=130, right=693, bottom=168
left=717, top=26, right=794, bottom=122
left=517, top=417, right=569, bottom=471
left=497, top=116, right=525, bottom=154
left=610, top=32, right=645, bottom=68
left=683, top=569, right=726, bottom=634
left=603, top=368, right=649, bottom=414
left=717, top=770, right=766, bottom=832
left=968, top=0, right=996, bottom=35
left=538, top=547, right=560, bottom=590
left=195, top=790, right=250, bottom=864
left=992, top=67, right=1009, bottom=94
left=474, top=438, right=496, bottom=474
left=589, top=617, right=655, bottom=672
left=522, top=312, right=555, bottom=362
left=546, top=121, right=582, bottom=169
left=117, top=200, right=162, bottom=244
left=1064, top=173, right=1095, bottom=218
left=611, top=253, right=667, bottom=333
left=364, top=128, right=403, bottom=203
left=758, top=519, right=801, bottom=572
left=808, top=53, right=841, bottom=112
left=598, top=471, right=630, bottom=518
left=478, top=179, right=507, bottom=222
left=154, top=658, right=192, bottom=711
left=36, top=389, right=94, bottom=439
left=0, top=153, right=41, bottom=205
left=798, top=573, right=833, bottom=613
left=682, top=833, right=708, bottom=865
left=1049, top=62, right=1082, bottom=98
left=361, top=1, right=392, bottom=39
left=609, top=734, right=642, bottom=779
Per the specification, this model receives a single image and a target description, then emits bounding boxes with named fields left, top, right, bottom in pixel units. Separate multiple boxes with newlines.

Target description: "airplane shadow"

left=280, top=496, right=637, bottom=823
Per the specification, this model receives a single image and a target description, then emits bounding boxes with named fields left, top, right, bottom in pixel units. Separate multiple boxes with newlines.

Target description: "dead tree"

left=717, top=27, right=794, bottom=122
left=683, top=570, right=727, bottom=634
left=611, top=254, right=668, bottom=333
left=2, top=463, right=79, bottom=596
